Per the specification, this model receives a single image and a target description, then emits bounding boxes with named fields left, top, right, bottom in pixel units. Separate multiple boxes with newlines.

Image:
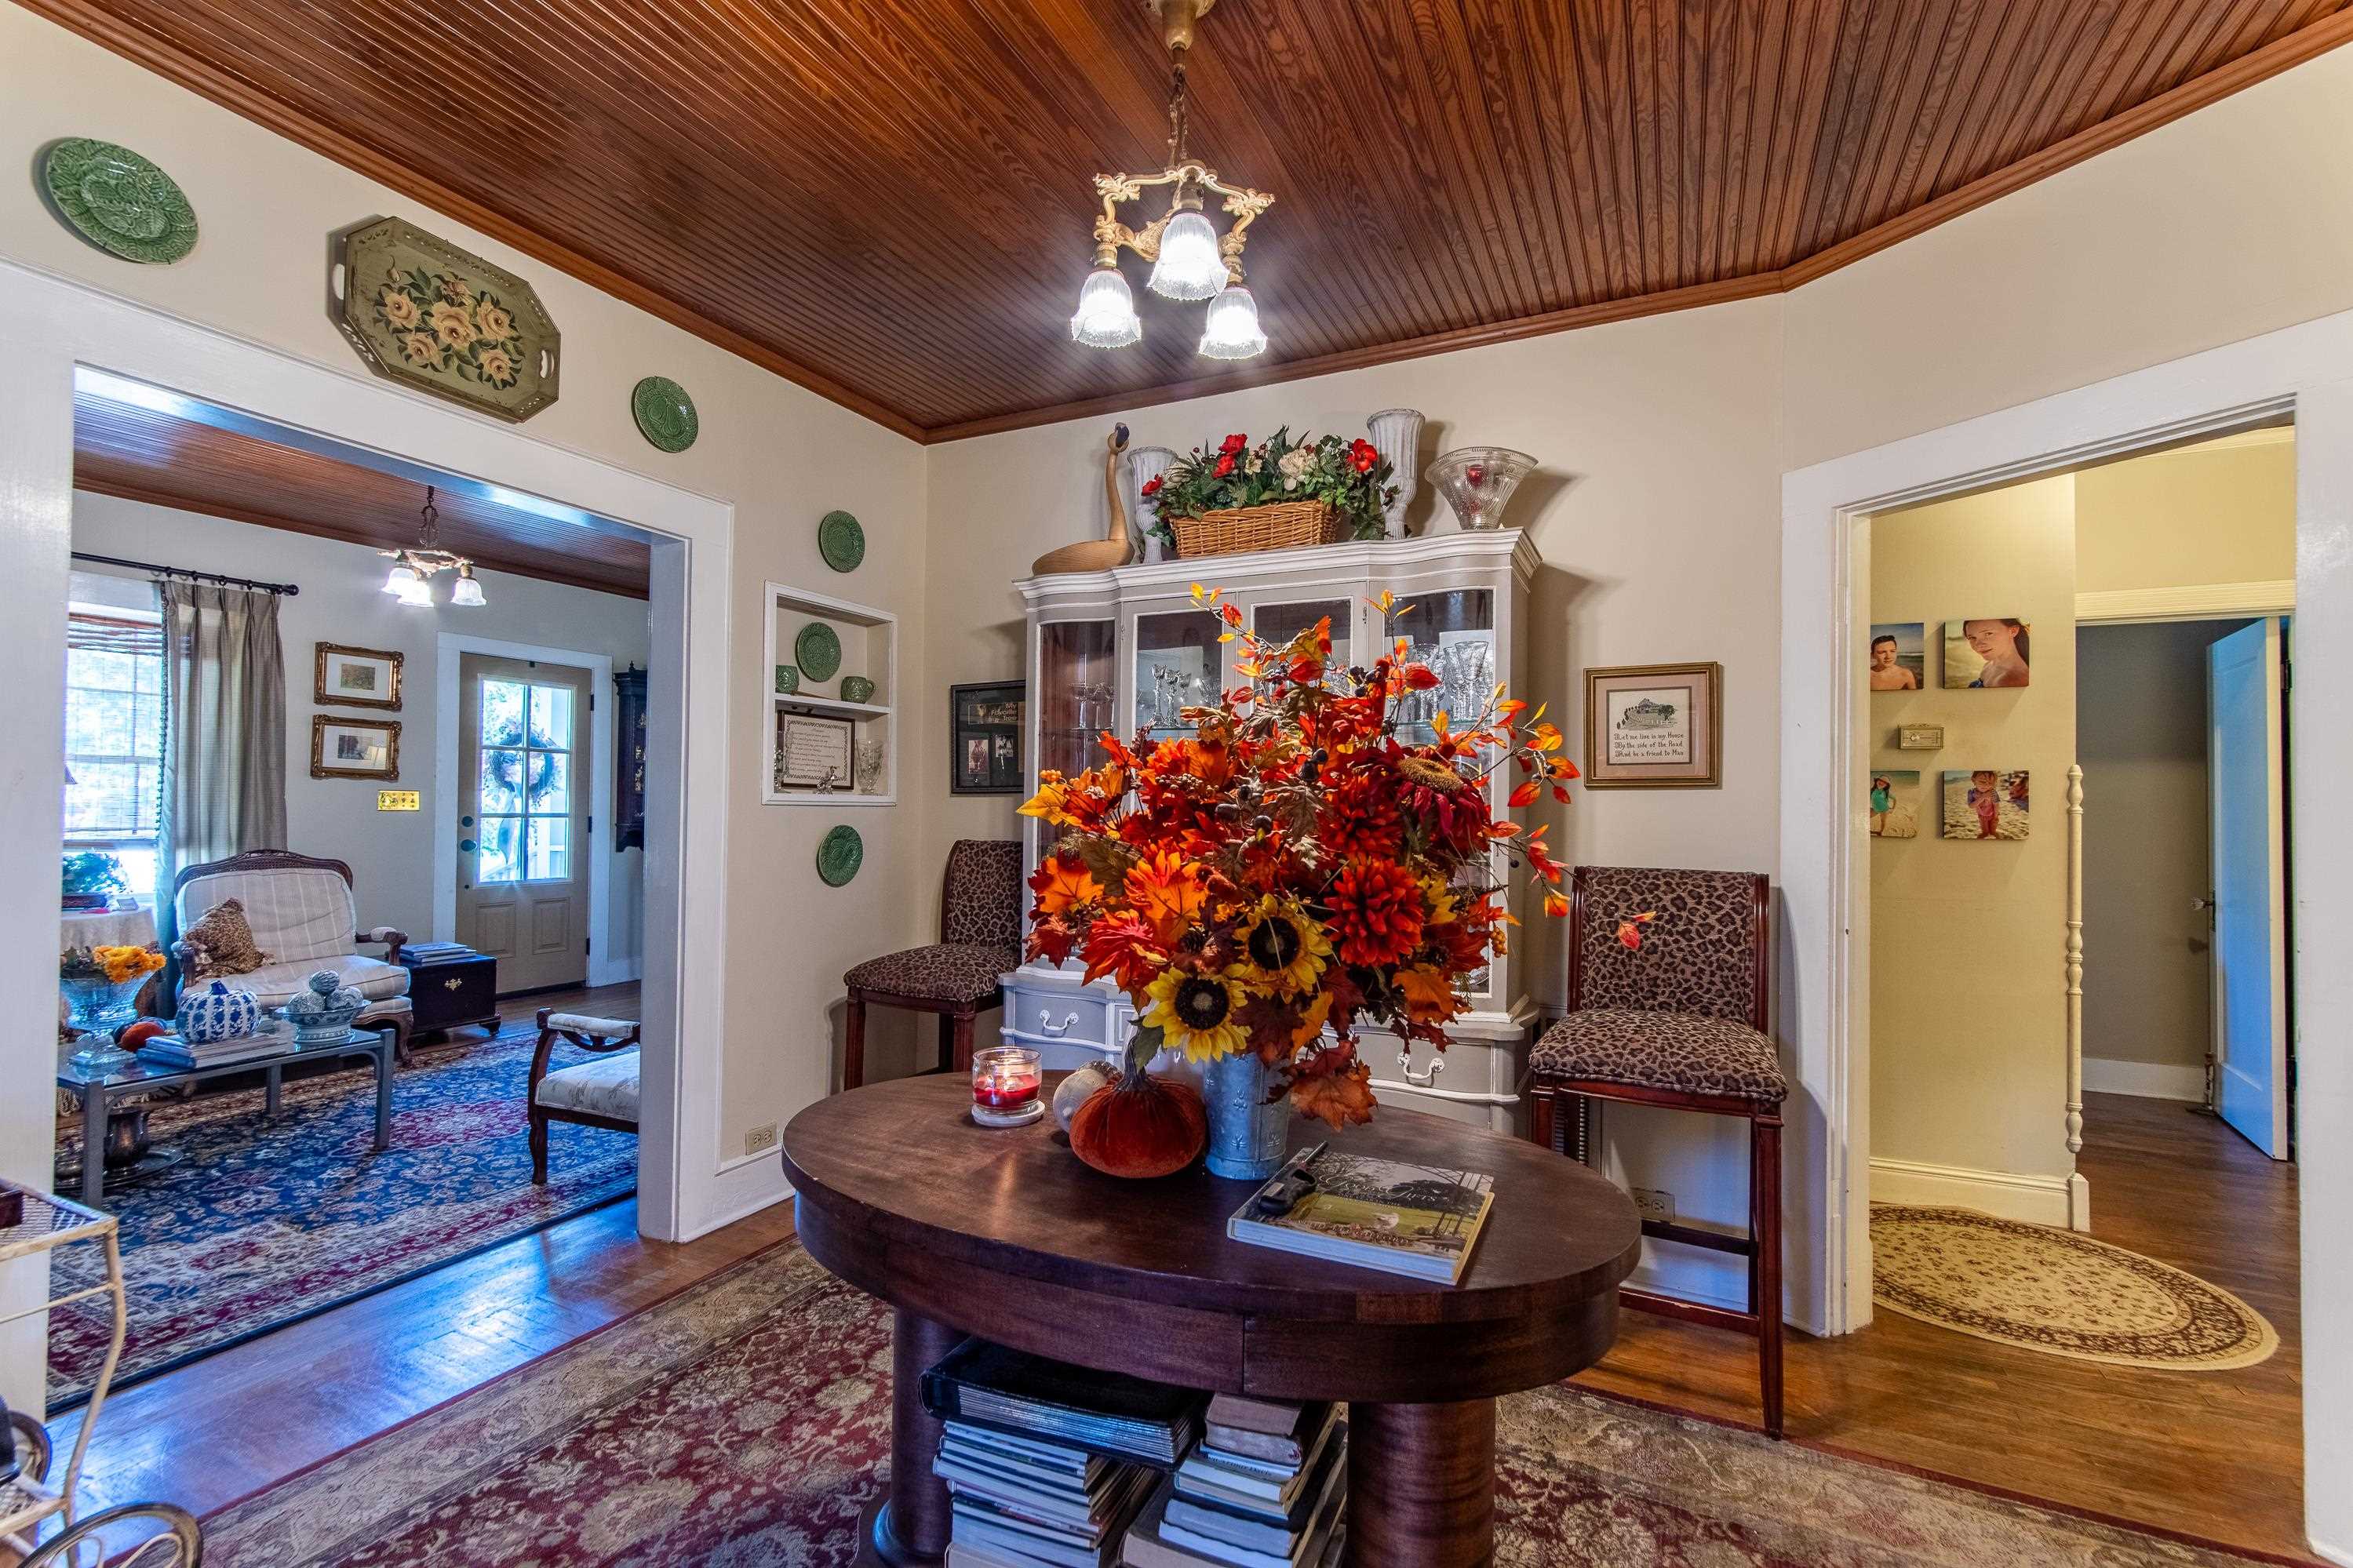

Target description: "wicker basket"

left=1170, top=500, right=1350, bottom=559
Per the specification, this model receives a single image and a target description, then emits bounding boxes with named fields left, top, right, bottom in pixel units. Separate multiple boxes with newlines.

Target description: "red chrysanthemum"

left=1397, top=755, right=1490, bottom=857
left=1328, top=857, right=1426, bottom=966
left=1318, top=764, right=1403, bottom=860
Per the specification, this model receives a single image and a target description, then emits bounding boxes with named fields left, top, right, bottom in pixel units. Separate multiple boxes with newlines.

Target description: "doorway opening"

left=1849, top=424, right=2300, bottom=1554
left=49, top=371, right=662, bottom=1410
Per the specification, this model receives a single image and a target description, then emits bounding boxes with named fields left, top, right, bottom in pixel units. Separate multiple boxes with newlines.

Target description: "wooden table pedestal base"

left=854, top=1307, right=960, bottom=1567
left=1348, top=1398, right=1497, bottom=1567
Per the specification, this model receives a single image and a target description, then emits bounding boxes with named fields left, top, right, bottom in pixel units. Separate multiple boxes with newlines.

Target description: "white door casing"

left=2208, top=617, right=2291, bottom=1159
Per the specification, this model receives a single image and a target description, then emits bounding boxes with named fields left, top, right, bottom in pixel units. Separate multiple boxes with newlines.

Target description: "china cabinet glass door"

left=1133, top=609, right=1220, bottom=743
left=1250, top=597, right=1352, bottom=693
left=1383, top=588, right=1496, bottom=742
left=1034, top=617, right=1115, bottom=867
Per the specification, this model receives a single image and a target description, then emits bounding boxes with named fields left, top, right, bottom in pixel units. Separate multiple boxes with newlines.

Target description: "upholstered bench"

left=526, top=1009, right=640, bottom=1183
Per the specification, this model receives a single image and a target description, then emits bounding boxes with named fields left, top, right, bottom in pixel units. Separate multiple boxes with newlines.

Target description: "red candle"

left=971, top=1047, right=1042, bottom=1122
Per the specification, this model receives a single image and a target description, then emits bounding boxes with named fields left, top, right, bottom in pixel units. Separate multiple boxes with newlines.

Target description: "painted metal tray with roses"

left=333, top=216, right=561, bottom=422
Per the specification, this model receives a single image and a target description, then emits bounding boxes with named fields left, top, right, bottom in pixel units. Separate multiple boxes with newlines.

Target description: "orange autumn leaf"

left=1125, top=850, right=1207, bottom=943
left=1290, top=1058, right=1377, bottom=1130
left=1508, top=778, right=1542, bottom=808
left=1396, top=965, right=1462, bottom=1025
left=1543, top=891, right=1570, bottom=919
left=1028, top=856, right=1102, bottom=916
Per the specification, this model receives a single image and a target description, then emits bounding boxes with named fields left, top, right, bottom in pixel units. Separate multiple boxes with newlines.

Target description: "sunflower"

left=1231, top=894, right=1331, bottom=996
left=1144, top=966, right=1250, bottom=1060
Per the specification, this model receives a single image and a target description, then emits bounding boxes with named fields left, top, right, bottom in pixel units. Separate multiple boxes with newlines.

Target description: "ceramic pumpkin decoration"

left=1067, top=1039, right=1207, bottom=1179
left=1051, top=1058, right=1116, bottom=1133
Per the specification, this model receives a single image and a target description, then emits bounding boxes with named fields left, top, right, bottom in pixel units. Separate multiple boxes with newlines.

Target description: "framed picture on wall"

left=951, top=680, right=1025, bottom=795
left=311, top=715, right=401, bottom=780
left=1943, top=618, right=2031, bottom=688
left=315, top=642, right=403, bottom=710
left=774, top=713, right=854, bottom=791
left=1581, top=662, right=1722, bottom=788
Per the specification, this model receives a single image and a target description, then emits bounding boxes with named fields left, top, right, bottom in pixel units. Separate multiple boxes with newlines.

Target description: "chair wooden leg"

left=1528, top=1086, right=1555, bottom=1151
left=937, top=1012, right=958, bottom=1074
left=843, top=994, right=868, bottom=1092
left=1753, top=1112, right=1785, bottom=1439
left=951, top=1010, right=976, bottom=1075
left=529, top=1110, right=549, bottom=1184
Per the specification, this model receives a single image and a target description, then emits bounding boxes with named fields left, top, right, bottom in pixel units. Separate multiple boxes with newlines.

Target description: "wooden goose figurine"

left=1030, top=424, right=1139, bottom=576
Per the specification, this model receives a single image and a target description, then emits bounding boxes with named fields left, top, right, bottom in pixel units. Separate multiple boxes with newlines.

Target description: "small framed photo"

left=951, top=680, right=1025, bottom=795
left=1868, top=623, right=1924, bottom=691
left=1943, top=618, right=2031, bottom=688
left=311, top=715, right=401, bottom=780
left=775, top=712, right=855, bottom=791
left=1582, top=662, right=1721, bottom=789
left=1944, top=769, right=2029, bottom=840
left=1869, top=769, right=1921, bottom=839
left=315, top=642, right=403, bottom=711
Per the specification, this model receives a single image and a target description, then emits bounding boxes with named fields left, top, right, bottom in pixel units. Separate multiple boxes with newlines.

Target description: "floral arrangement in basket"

left=1021, top=585, right=1579, bottom=1129
left=1144, top=428, right=1397, bottom=552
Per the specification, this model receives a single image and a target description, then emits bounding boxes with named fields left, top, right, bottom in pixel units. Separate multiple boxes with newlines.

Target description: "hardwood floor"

left=1575, top=1091, right=2307, bottom=1559
left=46, top=1084, right=2302, bottom=1559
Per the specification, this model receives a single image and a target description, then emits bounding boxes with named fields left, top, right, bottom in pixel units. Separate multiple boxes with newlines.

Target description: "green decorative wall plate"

left=838, top=675, right=876, bottom=704
left=333, top=216, right=560, bottom=423
left=632, top=376, right=698, bottom=452
left=817, top=824, right=864, bottom=886
left=818, top=511, right=865, bottom=573
left=796, top=621, right=843, bottom=682
left=43, top=139, right=198, bottom=264
left=774, top=664, right=800, bottom=694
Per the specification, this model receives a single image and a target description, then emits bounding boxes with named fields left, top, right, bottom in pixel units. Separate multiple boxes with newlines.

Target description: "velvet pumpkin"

left=115, top=1019, right=168, bottom=1051
left=1068, top=1061, right=1207, bottom=1179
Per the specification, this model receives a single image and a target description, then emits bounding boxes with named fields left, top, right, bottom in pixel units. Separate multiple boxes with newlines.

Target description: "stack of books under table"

left=923, top=1340, right=1201, bottom=1568
left=1122, top=1394, right=1347, bottom=1568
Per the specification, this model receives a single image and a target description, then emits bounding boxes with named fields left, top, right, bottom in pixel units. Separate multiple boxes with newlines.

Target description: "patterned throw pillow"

left=182, top=898, right=271, bottom=980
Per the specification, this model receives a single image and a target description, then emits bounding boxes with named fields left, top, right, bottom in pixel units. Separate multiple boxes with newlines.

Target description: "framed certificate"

left=774, top=713, right=854, bottom=791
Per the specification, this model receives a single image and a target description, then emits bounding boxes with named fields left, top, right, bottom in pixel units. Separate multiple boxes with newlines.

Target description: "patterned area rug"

left=50, top=1025, right=636, bottom=1407
left=202, top=1240, right=2298, bottom=1567
left=1871, top=1205, right=2279, bottom=1370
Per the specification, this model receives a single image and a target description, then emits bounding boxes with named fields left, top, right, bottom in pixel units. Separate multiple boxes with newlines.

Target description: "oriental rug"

left=202, top=1239, right=2304, bottom=1567
left=49, top=1023, right=636, bottom=1407
left=1870, top=1205, right=2278, bottom=1371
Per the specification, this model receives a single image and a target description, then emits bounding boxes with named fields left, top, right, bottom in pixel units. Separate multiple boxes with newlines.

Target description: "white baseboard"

left=1870, top=1156, right=2089, bottom=1231
left=2309, top=1531, right=2353, bottom=1568
left=2082, top=1057, right=2205, bottom=1101
left=1623, top=1250, right=1751, bottom=1315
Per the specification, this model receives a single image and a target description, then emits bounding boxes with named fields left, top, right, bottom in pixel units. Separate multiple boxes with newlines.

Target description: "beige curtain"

left=156, top=580, right=288, bottom=945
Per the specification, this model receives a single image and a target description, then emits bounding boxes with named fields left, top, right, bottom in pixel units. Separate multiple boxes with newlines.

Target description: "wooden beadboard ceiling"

left=25, top=0, right=2353, bottom=441
left=75, top=391, right=652, bottom=598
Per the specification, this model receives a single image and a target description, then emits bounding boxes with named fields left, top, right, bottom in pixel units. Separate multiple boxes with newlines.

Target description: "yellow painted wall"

left=2075, top=434, right=2297, bottom=595
left=1867, top=478, right=2078, bottom=1182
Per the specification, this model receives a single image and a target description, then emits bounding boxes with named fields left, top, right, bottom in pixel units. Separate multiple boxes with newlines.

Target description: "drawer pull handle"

left=1397, top=1048, right=1444, bottom=1088
left=444, top=977, right=464, bottom=991
left=1038, top=1009, right=1080, bottom=1037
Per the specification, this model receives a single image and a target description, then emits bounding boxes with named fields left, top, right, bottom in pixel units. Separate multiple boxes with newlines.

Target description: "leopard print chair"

left=1527, top=864, right=1787, bottom=1437
left=841, top=839, right=1022, bottom=1090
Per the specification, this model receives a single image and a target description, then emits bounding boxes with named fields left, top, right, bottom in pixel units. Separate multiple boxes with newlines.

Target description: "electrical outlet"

left=745, top=1122, right=779, bottom=1156
left=1630, top=1186, right=1676, bottom=1224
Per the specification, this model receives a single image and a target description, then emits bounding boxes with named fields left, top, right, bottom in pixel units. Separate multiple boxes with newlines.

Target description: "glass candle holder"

left=971, top=1046, right=1045, bottom=1128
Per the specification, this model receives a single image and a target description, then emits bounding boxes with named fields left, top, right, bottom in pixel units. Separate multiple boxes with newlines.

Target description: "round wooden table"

left=782, top=1073, right=1641, bottom=1568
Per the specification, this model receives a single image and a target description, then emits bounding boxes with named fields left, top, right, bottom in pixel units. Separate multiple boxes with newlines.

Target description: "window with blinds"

left=64, top=609, right=166, bottom=848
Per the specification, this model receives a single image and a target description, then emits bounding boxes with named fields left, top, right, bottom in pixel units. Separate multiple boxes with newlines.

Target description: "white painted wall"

left=71, top=491, right=649, bottom=974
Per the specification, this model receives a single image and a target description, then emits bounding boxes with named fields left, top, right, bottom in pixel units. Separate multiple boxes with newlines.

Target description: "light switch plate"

left=377, top=789, right=421, bottom=811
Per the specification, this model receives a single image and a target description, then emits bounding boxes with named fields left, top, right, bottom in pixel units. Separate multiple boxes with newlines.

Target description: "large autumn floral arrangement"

left=1021, top=586, right=1579, bottom=1128
left=1146, top=429, right=1396, bottom=546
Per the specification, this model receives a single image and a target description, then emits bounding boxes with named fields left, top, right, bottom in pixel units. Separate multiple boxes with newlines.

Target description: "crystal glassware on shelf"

left=854, top=740, right=885, bottom=795
left=1426, top=446, right=1537, bottom=532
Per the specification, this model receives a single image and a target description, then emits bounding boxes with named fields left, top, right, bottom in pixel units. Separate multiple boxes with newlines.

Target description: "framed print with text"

left=1582, top=661, right=1722, bottom=788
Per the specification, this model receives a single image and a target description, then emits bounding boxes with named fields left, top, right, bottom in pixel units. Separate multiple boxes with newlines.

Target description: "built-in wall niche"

left=763, top=581, right=895, bottom=806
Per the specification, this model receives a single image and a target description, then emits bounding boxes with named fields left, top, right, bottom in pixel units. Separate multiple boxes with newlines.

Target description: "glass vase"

left=1125, top=446, right=1178, bottom=564
left=1426, top=446, right=1537, bottom=533
left=1204, top=1052, right=1288, bottom=1181
left=61, top=976, right=146, bottom=1071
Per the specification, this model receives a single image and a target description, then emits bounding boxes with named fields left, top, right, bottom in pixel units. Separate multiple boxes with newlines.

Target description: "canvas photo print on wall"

left=1944, top=768, right=2029, bottom=840
left=1869, top=623, right=1924, bottom=690
left=1943, top=618, right=2031, bottom=688
left=1870, top=769, right=1921, bottom=839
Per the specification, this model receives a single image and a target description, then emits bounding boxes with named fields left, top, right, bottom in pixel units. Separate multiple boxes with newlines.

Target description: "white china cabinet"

left=1002, top=530, right=1540, bottom=1132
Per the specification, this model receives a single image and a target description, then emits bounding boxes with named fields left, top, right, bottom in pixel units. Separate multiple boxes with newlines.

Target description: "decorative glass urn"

left=1426, top=446, right=1537, bottom=533
left=285, top=970, right=366, bottom=1042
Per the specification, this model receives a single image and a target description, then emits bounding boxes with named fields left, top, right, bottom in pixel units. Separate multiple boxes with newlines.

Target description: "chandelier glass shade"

left=1070, top=266, right=1143, bottom=347
left=1197, top=284, right=1266, bottom=359
left=1070, top=0, right=1272, bottom=359
left=379, top=486, right=483, bottom=608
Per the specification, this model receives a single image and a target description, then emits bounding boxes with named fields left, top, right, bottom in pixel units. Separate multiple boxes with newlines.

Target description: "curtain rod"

left=71, top=551, right=300, bottom=597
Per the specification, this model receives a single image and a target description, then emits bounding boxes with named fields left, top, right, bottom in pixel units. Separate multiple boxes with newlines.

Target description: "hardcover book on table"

left=922, top=1339, right=1204, bottom=1466
left=1124, top=1457, right=1347, bottom=1568
left=1225, top=1150, right=1495, bottom=1284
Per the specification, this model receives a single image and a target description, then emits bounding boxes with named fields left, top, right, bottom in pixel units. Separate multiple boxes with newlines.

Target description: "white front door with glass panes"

left=457, top=653, right=589, bottom=992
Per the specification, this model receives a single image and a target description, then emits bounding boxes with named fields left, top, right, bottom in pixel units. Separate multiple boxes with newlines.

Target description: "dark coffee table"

left=56, top=1026, right=397, bottom=1206
left=782, top=1072, right=1641, bottom=1568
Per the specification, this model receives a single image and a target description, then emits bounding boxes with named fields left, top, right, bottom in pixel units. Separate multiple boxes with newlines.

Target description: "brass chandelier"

left=1069, top=0, right=1274, bottom=359
left=380, top=486, right=484, bottom=607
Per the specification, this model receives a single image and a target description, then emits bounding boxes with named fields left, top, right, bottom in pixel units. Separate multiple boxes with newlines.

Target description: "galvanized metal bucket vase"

left=1204, top=1052, right=1287, bottom=1180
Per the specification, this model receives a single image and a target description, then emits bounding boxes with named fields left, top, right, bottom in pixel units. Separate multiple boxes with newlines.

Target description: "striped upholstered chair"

left=1526, top=864, right=1787, bottom=1437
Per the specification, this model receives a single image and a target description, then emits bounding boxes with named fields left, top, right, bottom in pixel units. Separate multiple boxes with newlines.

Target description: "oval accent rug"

left=1870, top=1206, right=2278, bottom=1370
